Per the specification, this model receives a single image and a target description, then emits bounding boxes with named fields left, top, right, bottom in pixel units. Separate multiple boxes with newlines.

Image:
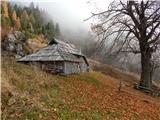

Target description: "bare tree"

left=87, top=0, right=160, bottom=89
left=151, top=46, right=160, bottom=81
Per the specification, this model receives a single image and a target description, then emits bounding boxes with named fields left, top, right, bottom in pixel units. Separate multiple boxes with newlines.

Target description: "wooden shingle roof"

left=17, top=39, right=89, bottom=65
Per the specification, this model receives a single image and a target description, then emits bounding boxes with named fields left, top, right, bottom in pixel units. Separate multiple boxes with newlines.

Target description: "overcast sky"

left=9, top=0, right=111, bottom=33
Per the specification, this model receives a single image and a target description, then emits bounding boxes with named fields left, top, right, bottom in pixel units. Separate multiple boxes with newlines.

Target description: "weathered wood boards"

left=17, top=39, right=89, bottom=75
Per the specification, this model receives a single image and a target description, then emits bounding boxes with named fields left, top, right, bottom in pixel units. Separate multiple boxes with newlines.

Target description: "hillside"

left=89, top=59, right=139, bottom=86
left=89, top=59, right=160, bottom=90
left=2, top=56, right=160, bottom=120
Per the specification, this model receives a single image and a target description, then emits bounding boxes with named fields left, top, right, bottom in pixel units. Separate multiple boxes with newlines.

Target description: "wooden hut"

left=17, top=39, right=89, bottom=75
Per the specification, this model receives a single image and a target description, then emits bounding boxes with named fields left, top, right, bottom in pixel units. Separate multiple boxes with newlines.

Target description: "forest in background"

left=1, top=1, right=60, bottom=40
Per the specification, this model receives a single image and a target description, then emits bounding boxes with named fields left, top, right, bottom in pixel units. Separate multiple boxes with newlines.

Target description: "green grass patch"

left=106, top=110, right=119, bottom=119
left=81, top=75, right=99, bottom=85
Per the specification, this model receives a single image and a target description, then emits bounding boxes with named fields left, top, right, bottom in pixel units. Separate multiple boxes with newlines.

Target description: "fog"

left=9, top=0, right=160, bottom=80
left=12, top=0, right=111, bottom=34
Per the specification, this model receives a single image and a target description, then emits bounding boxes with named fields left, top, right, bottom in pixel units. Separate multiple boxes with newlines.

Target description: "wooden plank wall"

left=41, top=61, right=64, bottom=74
left=28, top=59, right=88, bottom=75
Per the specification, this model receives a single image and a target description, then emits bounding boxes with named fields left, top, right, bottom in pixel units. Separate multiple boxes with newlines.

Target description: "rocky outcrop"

left=2, top=31, right=27, bottom=58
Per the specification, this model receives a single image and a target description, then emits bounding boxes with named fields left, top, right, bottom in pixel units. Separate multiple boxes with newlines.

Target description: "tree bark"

left=139, top=49, right=152, bottom=89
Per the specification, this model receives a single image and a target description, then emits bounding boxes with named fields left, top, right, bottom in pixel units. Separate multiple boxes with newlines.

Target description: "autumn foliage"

left=15, top=17, right=21, bottom=29
left=12, top=10, right=17, bottom=21
left=1, top=57, right=160, bottom=119
left=1, top=1, right=61, bottom=39
left=1, top=1, right=13, bottom=38
left=11, top=10, right=21, bottom=29
left=2, top=1, right=9, bottom=18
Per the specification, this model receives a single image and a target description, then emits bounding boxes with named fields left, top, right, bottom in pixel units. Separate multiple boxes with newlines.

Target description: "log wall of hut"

left=26, top=59, right=88, bottom=75
left=64, top=61, right=81, bottom=74
left=64, top=60, right=88, bottom=74
left=28, top=61, right=64, bottom=74
left=41, top=61, right=64, bottom=74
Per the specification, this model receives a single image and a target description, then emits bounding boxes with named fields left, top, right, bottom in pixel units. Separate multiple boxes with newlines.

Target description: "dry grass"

left=27, top=36, right=47, bottom=52
left=1, top=56, right=160, bottom=120
left=1, top=80, right=11, bottom=97
left=89, top=59, right=139, bottom=86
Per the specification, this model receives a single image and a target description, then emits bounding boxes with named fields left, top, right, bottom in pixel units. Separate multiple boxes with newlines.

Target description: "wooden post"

left=118, top=79, right=122, bottom=92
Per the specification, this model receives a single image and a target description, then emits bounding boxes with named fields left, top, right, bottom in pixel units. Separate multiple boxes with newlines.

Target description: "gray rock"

left=2, top=31, right=27, bottom=57
left=17, top=44, right=24, bottom=56
left=7, top=33, right=17, bottom=43
left=14, top=31, right=27, bottom=43
left=3, top=33, right=17, bottom=52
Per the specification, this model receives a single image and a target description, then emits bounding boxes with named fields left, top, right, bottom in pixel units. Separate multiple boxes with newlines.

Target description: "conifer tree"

left=12, top=10, right=17, bottom=22
left=15, top=17, right=21, bottom=29
left=55, top=23, right=60, bottom=37
left=2, top=1, right=9, bottom=18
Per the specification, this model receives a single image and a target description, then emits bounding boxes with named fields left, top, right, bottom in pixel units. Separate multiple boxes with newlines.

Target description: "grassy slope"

left=1, top=56, right=160, bottom=120
left=89, top=59, right=139, bottom=84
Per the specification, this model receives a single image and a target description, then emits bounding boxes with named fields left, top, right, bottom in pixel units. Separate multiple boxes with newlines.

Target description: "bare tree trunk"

left=88, top=0, right=160, bottom=90
left=139, top=50, right=152, bottom=89
left=150, top=66, right=154, bottom=82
